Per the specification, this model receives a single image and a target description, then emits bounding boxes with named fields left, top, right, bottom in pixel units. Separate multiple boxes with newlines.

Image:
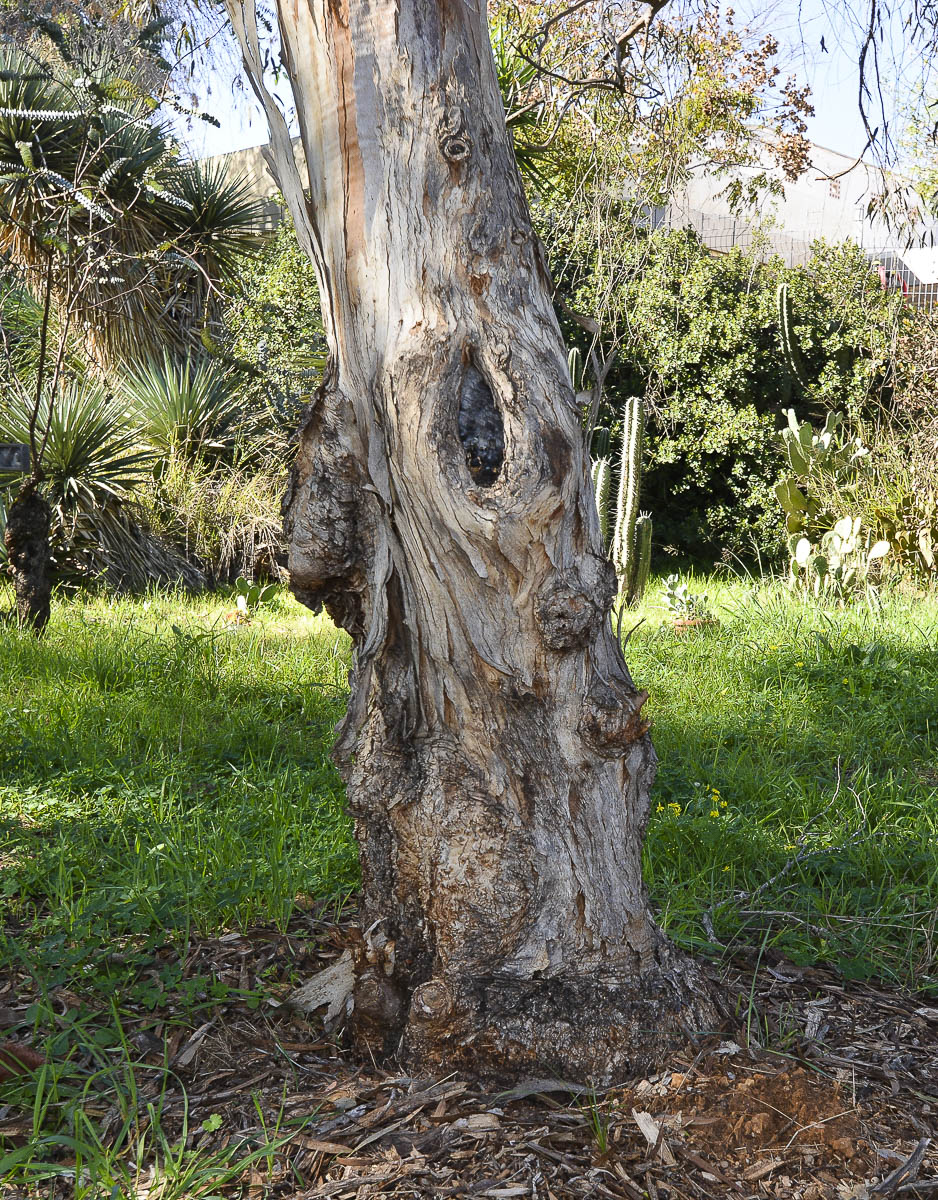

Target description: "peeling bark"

left=228, top=0, right=722, bottom=1082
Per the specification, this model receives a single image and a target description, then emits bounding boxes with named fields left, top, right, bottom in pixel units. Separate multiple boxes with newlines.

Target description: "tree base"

left=401, top=951, right=724, bottom=1085
left=5, top=485, right=52, bottom=633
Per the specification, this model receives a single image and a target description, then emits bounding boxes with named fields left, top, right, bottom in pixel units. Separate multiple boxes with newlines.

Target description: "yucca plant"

left=119, top=351, right=247, bottom=467
left=0, top=379, right=192, bottom=591
left=0, top=31, right=265, bottom=627
left=490, top=18, right=557, bottom=192
left=0, top=382, right=153, bottom=507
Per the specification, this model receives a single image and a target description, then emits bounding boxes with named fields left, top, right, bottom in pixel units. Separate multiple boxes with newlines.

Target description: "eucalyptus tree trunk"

left=229, top=0, right=720, bottom=1082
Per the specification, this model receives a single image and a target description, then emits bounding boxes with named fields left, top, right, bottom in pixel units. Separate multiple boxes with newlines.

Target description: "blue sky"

left=176, top=1, right=919, bottom=165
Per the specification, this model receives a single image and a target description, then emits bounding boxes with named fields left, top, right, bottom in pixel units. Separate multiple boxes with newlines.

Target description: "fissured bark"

left=228, top=0, right=723, bottom=1082
left=5, top=483, right=51, bottom=633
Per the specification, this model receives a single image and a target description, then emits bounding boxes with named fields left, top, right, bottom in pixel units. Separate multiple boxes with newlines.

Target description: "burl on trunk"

left=230, top=0, right=721, bottom=1081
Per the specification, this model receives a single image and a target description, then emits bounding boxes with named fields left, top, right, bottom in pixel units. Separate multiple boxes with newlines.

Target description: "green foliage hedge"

left=544, top=216, right=902, bottom=563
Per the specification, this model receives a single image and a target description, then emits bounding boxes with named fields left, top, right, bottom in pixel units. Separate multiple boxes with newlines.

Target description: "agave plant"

left=119, top=351, right=247, bottom=466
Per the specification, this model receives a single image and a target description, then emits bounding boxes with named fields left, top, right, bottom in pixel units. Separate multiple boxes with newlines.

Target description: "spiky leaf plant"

left=0, top=379, right=194, bottom=590
left=0, top=380, right=153, bottom=507
left=120, top=351, right=247, bottom=466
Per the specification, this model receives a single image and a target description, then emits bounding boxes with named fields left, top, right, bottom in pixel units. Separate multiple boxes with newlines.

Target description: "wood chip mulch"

left=1, top=911, right=937, bottom=1199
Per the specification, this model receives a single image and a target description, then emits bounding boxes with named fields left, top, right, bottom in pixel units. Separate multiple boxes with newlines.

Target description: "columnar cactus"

left=612, top=395, right=645, bottom=597
left=591, top=456, right=611, bottom=547
left=629, top=512, right=653, bottom=605
left=777, top=281, right=808, bottom=389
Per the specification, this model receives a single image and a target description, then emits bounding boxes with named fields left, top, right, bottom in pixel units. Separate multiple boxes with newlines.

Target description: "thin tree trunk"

left=5, top=482, right=51, bottom=633
left=229, top=0, right=721, bottom=1082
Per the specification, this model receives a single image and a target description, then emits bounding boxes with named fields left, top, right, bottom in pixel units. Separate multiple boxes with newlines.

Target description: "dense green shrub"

left=544, top=222, right=901, bottom=563
left=226, top=212, right=327, bottom=443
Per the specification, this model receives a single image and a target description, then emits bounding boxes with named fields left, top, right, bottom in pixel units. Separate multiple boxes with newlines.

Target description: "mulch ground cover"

left=2, top=910, right=937, bottom=1199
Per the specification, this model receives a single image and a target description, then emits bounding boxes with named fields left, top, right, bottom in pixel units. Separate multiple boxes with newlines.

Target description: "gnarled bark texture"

left=229, top=0, right=721, bottom=1082
left=5, top=483, right=51, bottom=633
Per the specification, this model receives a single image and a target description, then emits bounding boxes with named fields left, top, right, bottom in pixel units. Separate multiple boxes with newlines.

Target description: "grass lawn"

left=1, top=575, right=937, bottom=1192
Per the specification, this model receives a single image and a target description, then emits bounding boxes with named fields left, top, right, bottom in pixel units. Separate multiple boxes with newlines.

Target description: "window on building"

left=828, top=178, right=841, bottom=199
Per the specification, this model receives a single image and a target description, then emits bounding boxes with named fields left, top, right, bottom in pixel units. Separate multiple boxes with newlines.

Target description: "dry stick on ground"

left=871, top=1138, right=932, bottom=1196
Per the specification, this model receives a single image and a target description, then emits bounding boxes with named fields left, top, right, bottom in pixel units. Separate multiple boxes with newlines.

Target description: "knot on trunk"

left=410, top=978, right=455, bottom=1025
left=352, top=967, right=404, bottom=1050
left=348, top=923, right=405, bottom=1054
left=284, top=385, right=370, bottom=635
left=534, top=559, right=616, bottom=650
left=578, top=682, right=650, bottom=752
left=439, top=108, right=471, bottom=163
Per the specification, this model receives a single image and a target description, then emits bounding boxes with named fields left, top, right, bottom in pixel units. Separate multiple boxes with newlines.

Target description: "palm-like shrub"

left=119, top=351, right=247, bottom=465
left=0, top=31, right=266, bottom=618
left=0, top=45, right=265, bottom=364
left=0, top=381, right=204, bottom=591
left=120, top=350, right=284, bottom=583
left=490, top=19, right=555, bottom=192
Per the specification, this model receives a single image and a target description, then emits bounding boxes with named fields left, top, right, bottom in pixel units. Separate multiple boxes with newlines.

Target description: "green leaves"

left=234, top=577, right=276, bottom=615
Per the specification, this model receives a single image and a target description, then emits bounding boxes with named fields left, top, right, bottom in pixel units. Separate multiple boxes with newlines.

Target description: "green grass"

left=2, top=573, right=938, bottom=1193
left=631, top=571, right=938, bottom=989
left=0, top=588, right=357, bottom=1005
left=2, top=574, right=936, bottom=998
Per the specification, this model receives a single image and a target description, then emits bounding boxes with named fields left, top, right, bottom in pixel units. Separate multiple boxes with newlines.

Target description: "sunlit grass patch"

left=629, top=576, right=938, bottom=988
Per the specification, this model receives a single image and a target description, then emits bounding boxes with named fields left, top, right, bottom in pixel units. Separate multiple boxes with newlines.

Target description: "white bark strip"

left=227, top=0, right=721, bottom=1081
